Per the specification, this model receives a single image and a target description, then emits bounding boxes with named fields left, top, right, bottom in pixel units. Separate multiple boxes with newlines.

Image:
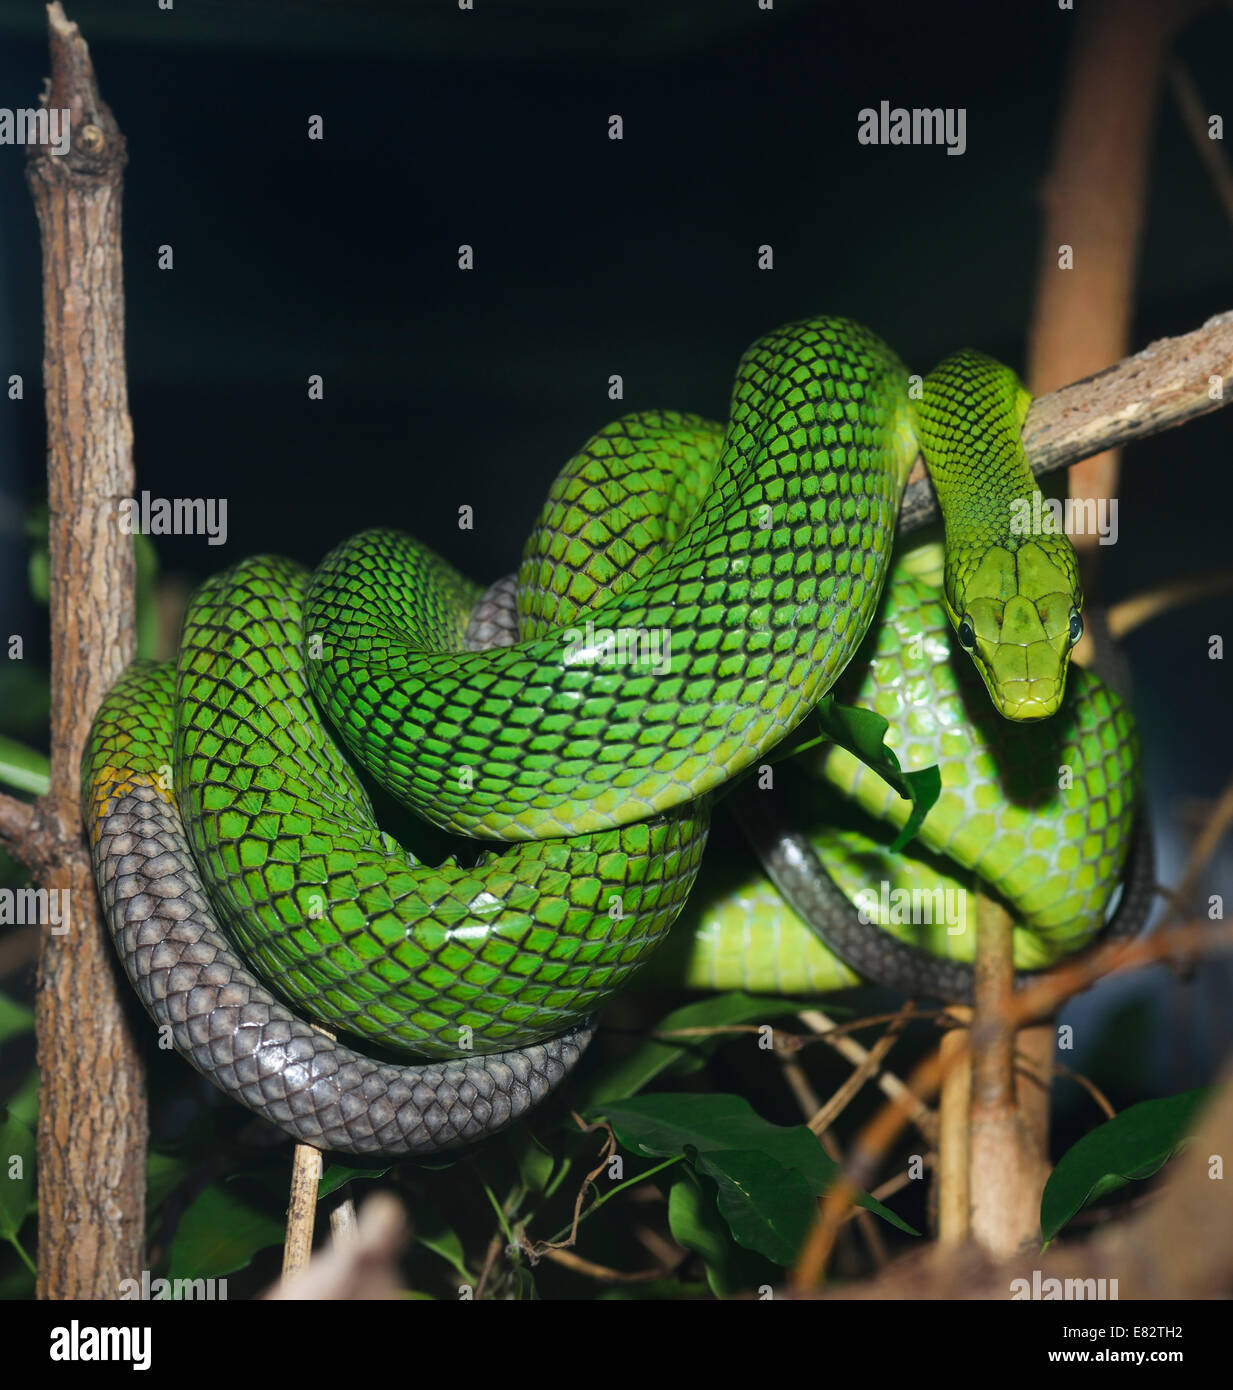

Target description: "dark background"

left=0, top=0, right=1230, bottom=1115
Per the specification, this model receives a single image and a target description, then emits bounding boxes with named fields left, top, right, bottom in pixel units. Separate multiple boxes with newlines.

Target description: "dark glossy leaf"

left=168, top=1183, right=285, bottom=1280
left=412, top=1200, right=473, bottom=1285
left=318, top=1160, right=391, bottom=1199
left=1041, top=1089, right=1209, bottom=1243
left=814, top=694, right=941, bottom=851
left=695, top=1149, right=815, bottom=1265
left=667, top=1171, right=777, bottom=1297
left=595, top=1092, right=916, bottom=1237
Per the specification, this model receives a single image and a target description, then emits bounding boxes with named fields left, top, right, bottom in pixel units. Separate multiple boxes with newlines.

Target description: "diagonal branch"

left=899, top=310, right=1233, bottom=532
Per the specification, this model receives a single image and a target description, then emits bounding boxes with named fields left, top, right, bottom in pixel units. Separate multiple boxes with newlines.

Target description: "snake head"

left=946, top=537, right=1083, bottom=722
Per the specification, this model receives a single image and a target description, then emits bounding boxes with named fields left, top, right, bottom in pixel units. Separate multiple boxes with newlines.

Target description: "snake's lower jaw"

left=973, top=627, right=1073, bottom=722
left=983, top=670, right=1067, bottom=722
left=993, top=692, right=1061, bottom=722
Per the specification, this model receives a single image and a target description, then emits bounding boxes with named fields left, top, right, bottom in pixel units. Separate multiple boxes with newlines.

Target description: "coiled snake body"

left=82, top=317, right=1144, bottom=1155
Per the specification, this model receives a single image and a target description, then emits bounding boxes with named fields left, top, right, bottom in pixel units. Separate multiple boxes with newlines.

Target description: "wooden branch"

left=0, top=792, right=41, bottom=859
left=967, top=896, right=1046, bottom=1258
left=282, top=1022, right=338, bottom=1275
left=283, top=1144, right=324, bottom=1277
left=1025, top=0, right=1176, bottom=568
left=793, top=1059, right=1233, bottom=1300
left=789, top=919, right=1233, bottom=1288
left=935, top=1017, right=970, bottom=1243
left=23, top=2, right=146, bottom=1299
left=265, top=1193, right=407, bottom=1301
left=899, top=310, right=1233, bottom=532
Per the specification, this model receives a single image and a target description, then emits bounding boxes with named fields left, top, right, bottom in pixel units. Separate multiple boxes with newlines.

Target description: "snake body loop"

left=82, top=315, right=1143, bottom=1154
left=84, top=664, right=593, bottom=1155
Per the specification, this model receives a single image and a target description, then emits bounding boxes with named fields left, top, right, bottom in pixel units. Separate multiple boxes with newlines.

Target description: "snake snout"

left=989, top=682, right=1063, bottom=722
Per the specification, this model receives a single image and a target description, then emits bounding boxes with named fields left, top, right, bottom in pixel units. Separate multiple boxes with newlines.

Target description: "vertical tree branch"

left=934, top=1013, right=970, bottom=1243
left=25, top=1, right=145, bottom=1298
left=967, top=896, right=1046, bottom=1257
left=1026, top=0, right=1179, bottom=580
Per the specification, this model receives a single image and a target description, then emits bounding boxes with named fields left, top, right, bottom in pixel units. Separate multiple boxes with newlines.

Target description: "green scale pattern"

left=815, top=554, right=1137, bottom=948
left=654, top=547, right=1139, bottom=992
left=304, top=318, right=921, bottom=842
left=81, top=313, right=1138, bottom=1080
left=174, top=558, right=705, bottom=1057
left=911, top=352, right=1082, bottom=719
left=81, top=661, right=178, bottom=819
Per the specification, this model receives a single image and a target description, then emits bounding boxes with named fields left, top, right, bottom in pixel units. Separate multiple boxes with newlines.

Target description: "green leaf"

left=414, top=1208, right=472, bottom=1285
left=582, top=992, right=812, bottom=1106
left=27, top=550, right=48, bottom=605
left=0, top=739, right=49, bottom=798
left=512, top=1131, right=556, bottom=1195
left=814, top=694, right=941, bottom=851
left=695, top=1149, right=815, bottom=1265
left=146, top=1151, right=191, bottom=1215
left=1041, top=1089, right=1209, bottom=1243
left=0, top=991, right=34, bottom=1044
left=594, top=1092, right=916, bottom=1248
left=168, top=1183, right=285, bottom=1280
left=666, top=1171, right=777, bottom=1297
left=0, top=1108, right=36, bottom=1240
left=317, top=1160, right=391, bottom=1200
left=5, top=1069, right=37, bottom=1129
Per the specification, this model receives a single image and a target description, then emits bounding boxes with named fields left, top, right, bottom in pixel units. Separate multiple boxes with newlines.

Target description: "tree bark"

left=24, top=1, right=146, bottom=1299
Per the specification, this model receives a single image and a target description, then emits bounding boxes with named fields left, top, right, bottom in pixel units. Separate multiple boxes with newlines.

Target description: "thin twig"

left=282, top=1144, right=324, bottom=1277
left=790, top=918, right=1233, bottom=1287
left=1052, top=1065, right=1118, bottom=1120
left=936, top=1010, right=971, bottom=1244
left=534, top=1115, right=618, bottom=1254
left=537, top=1245, right=673, bottom=1283
left=790, top=1060, right=1233, bottom=1301
left=795, top=1011, right=939, bottom=1139
left=814, top=1126, right=889, bottom=1268
left=803, top=1002, right=916, bottom=1139
left=329, top=1191, right=360, bottom=1248
left=266, top=1192, right=406, bottom=1300
left=1158, top=769, right=1233, bottom=931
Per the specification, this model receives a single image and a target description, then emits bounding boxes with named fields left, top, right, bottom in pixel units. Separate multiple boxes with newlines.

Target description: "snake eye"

left=956, top=618, right=976, bottom=651
left=1068, top=609, right=1084, bottom=645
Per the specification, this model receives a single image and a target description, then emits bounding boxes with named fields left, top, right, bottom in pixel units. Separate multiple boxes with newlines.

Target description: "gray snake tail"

left=84, top=664, right=593, bottom=1156
left=730, top=782, right=1155, bottom=1005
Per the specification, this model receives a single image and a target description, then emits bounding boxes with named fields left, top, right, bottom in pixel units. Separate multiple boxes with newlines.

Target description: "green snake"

left=82, top=315, right=1144, bottom=1155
